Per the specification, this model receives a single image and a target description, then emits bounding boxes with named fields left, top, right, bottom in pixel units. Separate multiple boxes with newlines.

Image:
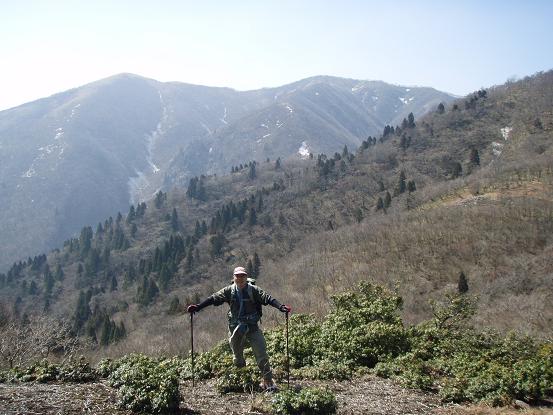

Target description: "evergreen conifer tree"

left=470, top=148, right=480, bottom=166
left=253, top=253, right=261, bottom=278
left=458, top=272, right=469, bottom=294
left=110, top=275, right=118, bottom=291
left=384, top=191, right=392, bottom=208
left=171, top=208, right=180, bottom=231
left=249, top=163, right=257, bottom=180
left=248, top=208, right=257, bottom=226
left=246, top=259, right=253, bottom=277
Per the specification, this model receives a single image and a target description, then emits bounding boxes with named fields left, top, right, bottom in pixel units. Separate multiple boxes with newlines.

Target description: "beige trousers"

left=228, top=325, right=272, bottom=382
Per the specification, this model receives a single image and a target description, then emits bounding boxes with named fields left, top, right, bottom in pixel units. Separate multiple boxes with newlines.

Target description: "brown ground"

left=1, top=376, right=552, bottom=415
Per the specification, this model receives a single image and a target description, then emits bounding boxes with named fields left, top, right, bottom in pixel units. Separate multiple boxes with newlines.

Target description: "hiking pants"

left=228, top=325, right=272, bottom=382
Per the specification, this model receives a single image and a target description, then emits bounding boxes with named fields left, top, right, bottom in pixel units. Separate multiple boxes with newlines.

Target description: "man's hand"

left=279, top=304, right=291, bottom=313
left=187, top=304, right=199, bottom=314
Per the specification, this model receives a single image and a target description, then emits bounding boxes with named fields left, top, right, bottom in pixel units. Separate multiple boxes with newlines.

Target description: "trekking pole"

left=285, top=311, right=290, bottom=388
left=190, top=312, right=195, bottom=387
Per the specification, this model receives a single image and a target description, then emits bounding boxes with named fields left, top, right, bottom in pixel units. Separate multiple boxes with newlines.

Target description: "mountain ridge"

left=0, top=73, right=454, bottom=271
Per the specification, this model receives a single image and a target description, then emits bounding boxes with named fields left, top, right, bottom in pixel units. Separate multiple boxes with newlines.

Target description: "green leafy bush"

left=104, top=354, right=179, bottom=414
left=271, top=387, right=337, bottom=415
left=57, top=357, right=97, bottom=382
left=5, top=357, right=97, bottom=383
left=295, top=359, right=352, bottom=380
left=318, top=282, right=408, bottom=368
left=374, top=294, right=553, bottom=406
left=265, top=314, right=322, bottom=369
left=215, top=365, right=261, bottom=393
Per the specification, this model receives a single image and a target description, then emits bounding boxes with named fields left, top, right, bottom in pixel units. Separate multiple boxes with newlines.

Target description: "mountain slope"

left=0, top=71, right=551, bottom=357
left=0, top=74, right=453, bottom=271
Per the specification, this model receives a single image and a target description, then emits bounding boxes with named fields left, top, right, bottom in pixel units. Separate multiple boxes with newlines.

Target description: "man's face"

left=233, top=273, right=248, bottom=288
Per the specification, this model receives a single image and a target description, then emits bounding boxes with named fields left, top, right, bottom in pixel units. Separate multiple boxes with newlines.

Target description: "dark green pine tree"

left=407, top=180, right=417, bottom=193
left=159, top=264, right=170, bottom=291
left=126, top=205, right=136, bottom=224
left=249, top=163, right=257, bottom=180
left=384, top=191, right=392, bottom=208
left=253, top=253, right=261, bottom=278
left=171, top=208, right=180, bottom=231
left=354, top=207, right=363, bottom=223
left=437, top=102, right=445, bottom=114
left=100, top=316, right=113, bottom=346
left=257, top=194, right=263, bottom=212
left=73, top=291, right=90, bottom=334
left=470, top=148, right=480, bottom=166
left=248, top=208, right=257, bottom=226
left=376, top=197, right=384, bottom=211
left=110, top=274, right=118, bottom=291
left=55, top=264, right=64, bottom=281
left=458, top=272, right=469, bottom=294
left=407, top=112, right=415, bottom=128
left=185, top=246, right=194, bottom=271
left=29, top=280, right=38, bottom=295
left=44, top=270, right=54, bottom=295
left=452, top=162, right=463, bottom=178
left=155, top=190, right=166, bottom=208
left=168, top=296, right=180, bottom=314
left=197, top=177, right=207, bottom=201
left=246, top=259, right=254, bottom=278
left=395, top=171, right=406, bottom=195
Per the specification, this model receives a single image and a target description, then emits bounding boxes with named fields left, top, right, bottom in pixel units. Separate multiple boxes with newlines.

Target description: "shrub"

left=215, top=365, right=261, bottom=393
left=271, top=387, right=337, bottom=415
left=318, top=282, right=408, bottom=368
left=374, top=294, right=553, bottom=406
left=295, top=359, right=352, bottom=381
left=6, top=357, right=97, bottom=383
left=104, top=354, right=179, bottom=414
left=265, top=314, right=322, bottom=369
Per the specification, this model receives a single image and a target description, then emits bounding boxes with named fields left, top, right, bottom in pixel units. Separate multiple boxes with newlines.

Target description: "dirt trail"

left=1, top=376, right=551, bottom=414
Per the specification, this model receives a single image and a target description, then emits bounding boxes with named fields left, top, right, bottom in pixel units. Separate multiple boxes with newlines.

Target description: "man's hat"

left=233, top=266, right=248, bottom=276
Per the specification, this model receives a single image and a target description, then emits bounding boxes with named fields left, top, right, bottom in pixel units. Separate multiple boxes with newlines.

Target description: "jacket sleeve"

left=210, top=285, right=232, bottom=306
left=254, top=286, right=282, bottom=309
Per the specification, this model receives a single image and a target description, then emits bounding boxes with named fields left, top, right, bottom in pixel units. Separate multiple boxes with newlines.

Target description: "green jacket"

left=210, top=283, right=282, bottom=323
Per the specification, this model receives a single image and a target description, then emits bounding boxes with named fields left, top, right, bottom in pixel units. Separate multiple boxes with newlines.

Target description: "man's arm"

left=254, top=286, right=290, bottom=312
left=188, top=286, right=231, bottom=313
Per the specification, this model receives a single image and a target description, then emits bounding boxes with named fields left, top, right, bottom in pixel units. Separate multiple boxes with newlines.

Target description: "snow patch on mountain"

left=128, top=91, right=169, bottom=205
left=22, top=126, right=67, bottom=177
left=298, top=141, right=310, bottom=159
left=399, top=97, right=415, bottom=105
left=351, top=82, right=366, bottom=92
left=501, top=127, right=512, bottom=140
left=492, top=141, right=504, bottom=156
left=201, top=122, right=212, bottom=135
left=284, top=104, right=294, bottom=113
left=220, top=106, right=228, bottom=124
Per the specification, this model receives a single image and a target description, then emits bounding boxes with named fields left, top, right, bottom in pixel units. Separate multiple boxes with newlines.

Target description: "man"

left=187, top=266, right=290, bottom=391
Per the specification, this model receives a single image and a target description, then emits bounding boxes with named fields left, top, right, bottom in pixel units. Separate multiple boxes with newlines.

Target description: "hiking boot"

left=264, top=384, right=278, bottom=393
left=260, top=381, right=278, bottom=393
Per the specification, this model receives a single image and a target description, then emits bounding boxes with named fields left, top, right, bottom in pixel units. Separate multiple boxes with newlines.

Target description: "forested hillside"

left=1, top=71, right=552, bottom=360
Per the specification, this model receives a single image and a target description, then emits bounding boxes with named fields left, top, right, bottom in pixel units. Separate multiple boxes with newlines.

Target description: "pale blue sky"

left=1, top=0, right=551, bottom=111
